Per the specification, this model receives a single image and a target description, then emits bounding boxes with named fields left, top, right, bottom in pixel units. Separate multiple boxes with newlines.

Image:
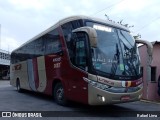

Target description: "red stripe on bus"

left=33, top=58, right=39, bottom=90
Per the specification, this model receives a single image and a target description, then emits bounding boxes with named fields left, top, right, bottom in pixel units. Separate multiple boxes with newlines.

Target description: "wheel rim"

left=56, top=87, right=64, bottom=101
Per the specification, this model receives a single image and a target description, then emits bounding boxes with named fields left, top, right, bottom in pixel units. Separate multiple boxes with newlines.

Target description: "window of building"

left=141, top=67, right=143, bottom=77
left=151, top=67, right=156, bottom=82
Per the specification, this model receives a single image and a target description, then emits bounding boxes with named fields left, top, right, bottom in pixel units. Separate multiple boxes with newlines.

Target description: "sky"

left=0, top=0, right=160, bottom=52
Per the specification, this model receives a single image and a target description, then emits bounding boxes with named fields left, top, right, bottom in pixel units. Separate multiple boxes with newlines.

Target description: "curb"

left=141, top=99, right=160, bottom=104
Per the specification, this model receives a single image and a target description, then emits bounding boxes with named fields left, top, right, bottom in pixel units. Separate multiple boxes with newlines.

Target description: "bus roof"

left=12, top=15, right=130, bottom=52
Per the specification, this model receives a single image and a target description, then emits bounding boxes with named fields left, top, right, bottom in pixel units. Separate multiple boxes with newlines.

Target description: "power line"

left=135, top=16, right=160, bottom=33
left=91, top=0, right=125, bottom=16
left=90, top=0, right=160, bottom=37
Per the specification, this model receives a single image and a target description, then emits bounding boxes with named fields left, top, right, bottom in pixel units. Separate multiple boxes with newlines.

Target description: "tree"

left=105, top=14, right=141, bottom=39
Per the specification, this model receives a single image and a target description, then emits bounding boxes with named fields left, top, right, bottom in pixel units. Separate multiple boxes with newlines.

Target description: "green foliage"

left=105, top=14, right=141, bottom=40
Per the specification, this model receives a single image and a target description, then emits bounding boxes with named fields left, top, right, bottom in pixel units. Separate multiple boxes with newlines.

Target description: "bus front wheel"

left=54, top=82, right=67, bottom=106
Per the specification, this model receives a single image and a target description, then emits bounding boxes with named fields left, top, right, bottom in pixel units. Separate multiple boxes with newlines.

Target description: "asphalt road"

left=0, top=80, right=160, bottom=120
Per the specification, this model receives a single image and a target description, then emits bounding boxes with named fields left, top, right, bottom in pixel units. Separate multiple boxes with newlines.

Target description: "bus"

left=10, top=15, right=152, bottom=105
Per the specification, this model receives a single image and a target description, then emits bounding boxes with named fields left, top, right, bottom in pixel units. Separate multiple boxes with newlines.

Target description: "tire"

left=16, top=80, right=22, bottom=92
left=54, top=82, right=67, bottom=105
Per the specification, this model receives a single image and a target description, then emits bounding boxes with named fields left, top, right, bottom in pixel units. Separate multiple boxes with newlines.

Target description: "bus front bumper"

left=88, top=84, right=143, bottom=105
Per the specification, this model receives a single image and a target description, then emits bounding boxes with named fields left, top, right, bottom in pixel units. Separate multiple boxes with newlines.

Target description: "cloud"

left=8, top=0, right=50, bottom=10
left=0, top=0, right=160, bottom=52
left=1, top=36, right=21, bottom=52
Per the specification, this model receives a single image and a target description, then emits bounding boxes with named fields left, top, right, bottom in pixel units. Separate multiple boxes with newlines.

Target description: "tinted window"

left=25, top=41, right=36, bottom=59
left=44, top=29, right=61, bottom=55
left=16, top=46, right=28, bottom=62
left=34, top=38, right=45, bottom=56
left=11, top=27, right=63, bottom=64
left=74, top=34, right=87, bottom=70
left=151, top=67, right=156, bottom=82
left=61, top=20, right=83, bottom=63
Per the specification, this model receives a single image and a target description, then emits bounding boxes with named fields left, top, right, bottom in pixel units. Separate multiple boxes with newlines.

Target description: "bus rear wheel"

left=16, top=80, right=22, bottom=92
left=54, top=82, right=67, bottom=106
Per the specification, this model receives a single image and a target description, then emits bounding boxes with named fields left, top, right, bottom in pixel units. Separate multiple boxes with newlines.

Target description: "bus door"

left=67, top=32, right=89, bottom=103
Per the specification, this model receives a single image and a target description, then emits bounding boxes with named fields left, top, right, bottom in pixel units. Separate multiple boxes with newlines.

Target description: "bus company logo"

left=1, top=112, right=42, bottom=118
left=14, top=64, right=22, bottom=70
left=98, top=77, right=114, bottom=86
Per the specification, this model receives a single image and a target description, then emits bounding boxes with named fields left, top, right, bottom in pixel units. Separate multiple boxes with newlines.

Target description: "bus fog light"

left=138, top=94, right=142, bottom=99
left=102, top=96, right=105, bottom=102
left=97, top=94, right=105, bottom=102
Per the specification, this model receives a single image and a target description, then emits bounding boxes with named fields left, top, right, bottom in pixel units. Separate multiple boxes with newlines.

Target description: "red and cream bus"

left=10, top=15, right=152, bottom=105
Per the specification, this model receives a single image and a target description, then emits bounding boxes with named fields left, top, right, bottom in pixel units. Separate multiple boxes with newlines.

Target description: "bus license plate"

left=121, top=96, right=130, bottom=101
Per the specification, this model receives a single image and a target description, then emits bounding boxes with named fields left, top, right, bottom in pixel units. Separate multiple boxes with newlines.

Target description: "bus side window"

left=73, top=33, right=87, bottom=70
left=61, top=20, right=83, bottom=65
left=75, top=41, right=87, bottom=69
left=44, top=28, right=62, bottom=55
left=34, top=38, right=45, bottom=57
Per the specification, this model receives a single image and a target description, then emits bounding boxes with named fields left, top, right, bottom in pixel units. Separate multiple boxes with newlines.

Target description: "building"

left=0, top=49, right=10, bottom=79
left=139, top=41, right=160, bottom=101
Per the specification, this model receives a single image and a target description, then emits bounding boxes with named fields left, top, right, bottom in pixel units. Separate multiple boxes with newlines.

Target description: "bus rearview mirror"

left=72, top=27, right=98, bottom=48
left=56, top=50, right=64, bottom=56
left=136, top=39, right=153, bottom=65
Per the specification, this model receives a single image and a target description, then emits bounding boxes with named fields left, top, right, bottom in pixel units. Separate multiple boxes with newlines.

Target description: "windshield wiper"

left=123, top=43, right=138, bottom=76
left=110, top=44, right=120, bottom=76
left=130, top=45, right=138, bottom=76
left=119, top=30, right=133, bottom=48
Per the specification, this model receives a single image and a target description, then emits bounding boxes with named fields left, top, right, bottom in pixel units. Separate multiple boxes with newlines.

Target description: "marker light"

left=93, top=24, right=112, bottom=32
left=102, top=96, right=105, bottom=102
left=97, top=94, right=106, bottom=102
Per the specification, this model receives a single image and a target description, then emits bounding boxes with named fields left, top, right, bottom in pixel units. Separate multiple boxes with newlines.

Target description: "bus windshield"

left=86, top=22, right=141, bottom=80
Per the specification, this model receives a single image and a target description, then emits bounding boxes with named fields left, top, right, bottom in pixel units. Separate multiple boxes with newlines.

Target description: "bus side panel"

left=65, top=65, right=88, bottom=104
left=59, top=27, right=88, bottom=104
left=27, top=56, right=47, bottom=93
left=36, top=56, right=47, bottom=92
left=10, top=61, right=31, bottom=90
left=10, top=64, right=17, bottom=87
left=44, top=53, right=89, bottom=104
left=27, top=59, right=36, bottom=91
left=43, top=55, right=61, bottom=95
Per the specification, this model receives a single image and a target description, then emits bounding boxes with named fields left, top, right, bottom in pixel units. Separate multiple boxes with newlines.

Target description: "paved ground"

left=0, top=80, right=160, bottom=120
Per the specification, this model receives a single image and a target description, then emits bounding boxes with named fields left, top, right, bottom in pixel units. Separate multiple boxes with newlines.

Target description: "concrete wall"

left=139, top=43, right=160, bottom=101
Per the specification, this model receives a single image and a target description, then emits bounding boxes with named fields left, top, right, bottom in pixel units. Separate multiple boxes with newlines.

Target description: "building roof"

left=0, top=49, right=10, bottom=54
left=0, top=49, right=10, bottom=66
left=138, top=40, right=160, bottom=48
left=151, top=41, right=160, bottom=45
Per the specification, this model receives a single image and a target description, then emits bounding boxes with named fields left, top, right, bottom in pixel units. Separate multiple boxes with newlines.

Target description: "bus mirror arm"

left=56, top=50, right=64, bottom=56
left=72, top=27, right=98, bottom=48
left=85, top=66, right=88, bottom=72
left=136, top=39, right=153, bottom=65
